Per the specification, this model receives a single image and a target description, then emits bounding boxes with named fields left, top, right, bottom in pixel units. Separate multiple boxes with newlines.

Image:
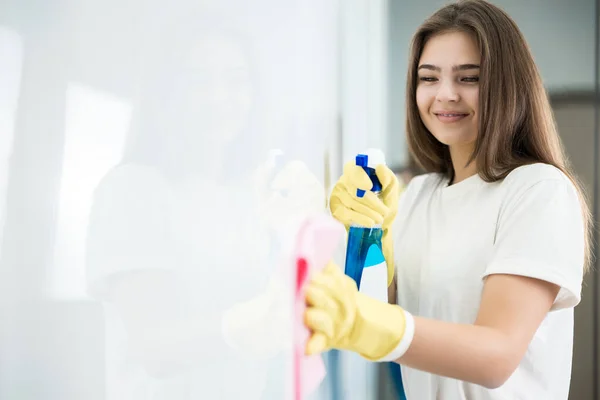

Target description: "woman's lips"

left=434, top=112, right=469, bottom=123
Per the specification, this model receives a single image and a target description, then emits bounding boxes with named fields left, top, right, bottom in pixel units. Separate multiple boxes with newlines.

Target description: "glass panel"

left=0, top=1, right=342, bottom=399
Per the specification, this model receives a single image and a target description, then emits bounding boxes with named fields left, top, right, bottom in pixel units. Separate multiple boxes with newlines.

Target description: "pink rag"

left=292, top=215, right=345, bottom=400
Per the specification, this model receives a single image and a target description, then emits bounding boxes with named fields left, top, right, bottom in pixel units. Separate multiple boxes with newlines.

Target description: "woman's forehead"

left=419, top=31, right=480, bottom=68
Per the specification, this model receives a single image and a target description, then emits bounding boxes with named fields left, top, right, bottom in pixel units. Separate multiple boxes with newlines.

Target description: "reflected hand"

left=260, top=159, right=326, bottom=232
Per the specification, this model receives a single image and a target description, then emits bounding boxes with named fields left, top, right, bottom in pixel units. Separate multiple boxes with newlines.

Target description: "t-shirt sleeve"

left=85, top=164, right=174, bottom=300
left=483, top=176, right=586, bottom=311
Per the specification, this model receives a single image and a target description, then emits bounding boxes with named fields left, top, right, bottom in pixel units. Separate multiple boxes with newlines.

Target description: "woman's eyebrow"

left=418, top=63, right=480, bottom=71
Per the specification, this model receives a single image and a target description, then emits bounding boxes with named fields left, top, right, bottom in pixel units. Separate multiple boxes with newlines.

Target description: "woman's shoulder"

left=397, top=172, right=443, bottom=208
left=403, top=172, right=445, bottom=194
left=501, top=163, right=574, bottom=192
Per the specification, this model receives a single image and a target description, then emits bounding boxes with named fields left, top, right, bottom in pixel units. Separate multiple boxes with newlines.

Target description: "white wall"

left=339, top=0, right=390, bottom=169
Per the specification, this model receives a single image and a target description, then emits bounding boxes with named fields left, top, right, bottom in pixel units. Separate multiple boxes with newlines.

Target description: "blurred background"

left=0, top=0, right=597, bottom=399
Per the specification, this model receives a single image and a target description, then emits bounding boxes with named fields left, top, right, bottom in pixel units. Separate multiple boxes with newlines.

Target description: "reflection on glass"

left=84, top=12, right=328, bottom=398
left=0, top=26, right=22, bottom=263
left=51, top=83, right=132, bottom=299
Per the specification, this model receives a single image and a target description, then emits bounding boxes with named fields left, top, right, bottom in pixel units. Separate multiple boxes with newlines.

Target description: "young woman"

left=304, top=1, right=591, bottom=399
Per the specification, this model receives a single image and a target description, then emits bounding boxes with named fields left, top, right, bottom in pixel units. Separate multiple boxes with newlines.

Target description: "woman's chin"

left=432, top=133, right=476, bottom=148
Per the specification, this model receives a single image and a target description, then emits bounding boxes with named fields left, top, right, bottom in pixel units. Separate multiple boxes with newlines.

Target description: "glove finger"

left=329, top=185, right=348, bottom=214
left=331, top=176, right=389, bottom=219
left=305, top=282, right=340, bottom=316
left=381, top=186, right=400, bottom=213
left=329, top=185, right=355, bottom=222
left=332, top=205, right=378, bottom=228
left=305, top=332, right=329, bottom=355
left=311, top=267, right=344, bottom=297
left=322, top=262, right=358, bottom=325
left=310, top=265, right=352, bottom=313
left=324, top=260, right=351, bottom=285
left=381, top=206, right=398, bottom=231
left=335, top=196, right=385, bottom=226
left=348, top=187, right=390, bottom=218
left=341, top=162, right=373, bottom=191
left=304, top=308, right=335, bottom=339
left=323, top=260, right=348, bottom=283
left=375, top=164, right=400, bottom=203
left=374, top=164, right=397, bottom=189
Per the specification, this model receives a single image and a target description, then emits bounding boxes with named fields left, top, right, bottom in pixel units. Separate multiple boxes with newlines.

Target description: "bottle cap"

left=363, top=148, right=386, bottom=168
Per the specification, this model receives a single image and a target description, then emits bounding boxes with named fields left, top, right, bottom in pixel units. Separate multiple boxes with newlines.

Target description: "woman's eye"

left=419, top=76, right=437, bottom=82
left=461, top=76, right=479, bottom=83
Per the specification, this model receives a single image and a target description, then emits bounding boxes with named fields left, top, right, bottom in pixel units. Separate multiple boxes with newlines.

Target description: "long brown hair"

left=405, top=0, right=593, bottom=270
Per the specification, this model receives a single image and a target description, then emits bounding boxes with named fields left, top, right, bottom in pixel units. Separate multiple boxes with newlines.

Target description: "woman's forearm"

left=396, top=316, right=519, bottom=389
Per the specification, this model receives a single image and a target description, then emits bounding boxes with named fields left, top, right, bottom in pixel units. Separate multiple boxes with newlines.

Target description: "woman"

left=304, top=1, right=590, bottom=399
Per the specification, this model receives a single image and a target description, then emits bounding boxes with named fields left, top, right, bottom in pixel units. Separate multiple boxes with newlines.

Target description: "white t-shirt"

left=393, top=163, right=585, bottom=400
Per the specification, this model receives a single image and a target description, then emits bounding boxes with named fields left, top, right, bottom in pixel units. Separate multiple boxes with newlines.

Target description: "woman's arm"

left=398, top=273, right=560, bottom=388
left=304, top=264, right=562, bottom=389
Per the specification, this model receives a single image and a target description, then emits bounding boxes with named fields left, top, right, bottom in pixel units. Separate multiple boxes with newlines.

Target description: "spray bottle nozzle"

left=355, top=152, right=383, bottom=198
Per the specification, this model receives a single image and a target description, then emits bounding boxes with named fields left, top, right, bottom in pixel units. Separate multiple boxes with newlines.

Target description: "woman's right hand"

left=329, top=161, right=401, bottom=285
left=329, top=161, right=400, bottom=231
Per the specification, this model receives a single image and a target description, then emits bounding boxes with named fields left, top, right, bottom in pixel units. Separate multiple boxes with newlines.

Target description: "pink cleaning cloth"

left=292, top=215, right=345, bottom=400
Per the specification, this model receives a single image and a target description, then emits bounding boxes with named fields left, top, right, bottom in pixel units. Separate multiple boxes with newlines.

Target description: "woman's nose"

left=435, top=80, right=460, bottom=102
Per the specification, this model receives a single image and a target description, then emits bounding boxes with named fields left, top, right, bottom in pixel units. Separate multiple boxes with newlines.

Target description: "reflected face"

left=416, top=31, right=480, bottom=150
left=175, top=33, right=254, bottom=144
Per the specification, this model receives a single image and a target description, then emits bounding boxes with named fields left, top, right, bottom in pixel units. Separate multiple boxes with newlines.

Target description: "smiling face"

left=416, top=30, right=480, bottom=154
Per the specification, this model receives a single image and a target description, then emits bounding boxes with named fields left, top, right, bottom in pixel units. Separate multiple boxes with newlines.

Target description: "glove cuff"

left=372, top=309, right=415, bottom=362
left=351, top=293, right=414, bottom=361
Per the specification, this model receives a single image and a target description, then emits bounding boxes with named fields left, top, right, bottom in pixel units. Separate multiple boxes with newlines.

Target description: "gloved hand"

left=329, top=161, right=401, bottom=286
left=304, top=261, right=410, bottom=361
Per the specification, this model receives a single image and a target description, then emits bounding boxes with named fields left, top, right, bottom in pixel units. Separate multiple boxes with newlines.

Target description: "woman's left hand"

left=304, top=261, right=409, bottom=360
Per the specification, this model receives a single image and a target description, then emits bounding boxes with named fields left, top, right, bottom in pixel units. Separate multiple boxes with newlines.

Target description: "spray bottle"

left=333, top=149, right=391, bottom=400
left=343, top=149, right=388, bottom=302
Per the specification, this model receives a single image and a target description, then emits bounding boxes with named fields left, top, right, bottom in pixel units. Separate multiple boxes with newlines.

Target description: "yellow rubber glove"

left=329, top=161, right=401, bottom=286
left=304, top=261, right=409, bottom=361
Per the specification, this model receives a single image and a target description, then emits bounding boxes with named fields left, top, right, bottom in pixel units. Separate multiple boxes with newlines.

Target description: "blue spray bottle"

left=343, top=148, right=388, bottom=303
left=333, top=149, right=392, bottom=400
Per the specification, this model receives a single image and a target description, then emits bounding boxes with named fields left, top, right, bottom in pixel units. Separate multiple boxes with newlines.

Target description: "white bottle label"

left=358, top=244, right=388, bottom=303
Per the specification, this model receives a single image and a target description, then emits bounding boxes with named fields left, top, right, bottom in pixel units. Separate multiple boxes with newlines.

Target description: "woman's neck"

left=449, top=144, right=478, bottom=184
